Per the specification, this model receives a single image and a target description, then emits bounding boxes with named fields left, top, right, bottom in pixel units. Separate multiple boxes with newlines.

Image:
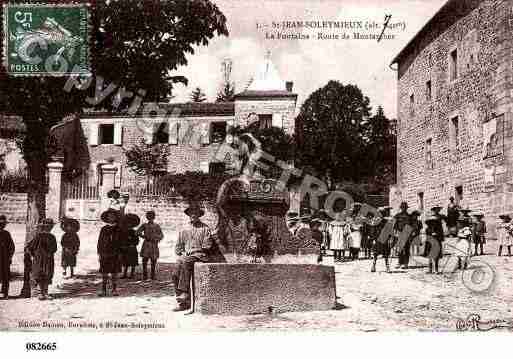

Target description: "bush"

left=158, top=171, right=231, bottom=203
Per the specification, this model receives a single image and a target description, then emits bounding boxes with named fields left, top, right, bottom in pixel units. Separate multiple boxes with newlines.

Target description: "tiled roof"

left=234, top=90, right=297, bottom=99
left=0, top=115, right=25, bottom=133
left=83, top=102, right=235, bottom=118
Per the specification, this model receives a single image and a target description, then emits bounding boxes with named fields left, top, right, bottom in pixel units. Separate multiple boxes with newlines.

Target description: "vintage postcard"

left=0, top=0, right=512, bottom=353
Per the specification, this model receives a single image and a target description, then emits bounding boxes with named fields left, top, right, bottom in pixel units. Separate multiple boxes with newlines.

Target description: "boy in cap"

left=28, top=218, right=58, bottom=300
left=97, top=209, right=122, bottom=296
left=60, top=217, right=80, bottom=278
left=137, top=210, right=164, bottom=280
left=119, top=213, right=140, bottom=279
left=0, top=215, right=15, bottom=299
left=471, top=212, right=486, bottom=256
left=497, top=214, right=513, bottom=257
left=424, top=214, right=443, bottom=274
left=370, top=207, right=393, bottom=273
left=172, top=203, right=213, bottom=311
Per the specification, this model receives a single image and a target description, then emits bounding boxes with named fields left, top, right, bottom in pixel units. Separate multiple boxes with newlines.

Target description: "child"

left=119, top=213, right=140, bottom=279
left=471, top=212, right=486, bottom=256
left=107, top=189, right=121, bottom=211
left=137, top=211, right=164, bottom=280
left=497, top=214, right=513, bottom=257
left=424, top=215, right=443, bottom=274
left=456, top=215, right=472, bottom=270
left=310, top=218, right=323, bottom=263
left=97, top=209, right=122, bottom=296
left=28, top=218, right=57, bottom=300
left=60, top=217, right=80, bottom=278
left=0, top=215, right=15, bottom=300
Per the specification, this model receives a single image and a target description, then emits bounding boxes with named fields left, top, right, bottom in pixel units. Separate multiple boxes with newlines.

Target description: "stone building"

left=391, top=0, right=513, bottom=236
left=79, top=54, right=297, bottom=186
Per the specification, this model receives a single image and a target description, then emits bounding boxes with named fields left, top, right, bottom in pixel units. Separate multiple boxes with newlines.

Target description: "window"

left=155, top=122, right=169, bottom=144
left=99, top=124, right=114, bottom=144
left=425, top=138, right=433, bottom=169
left=455, top=186, right=463, bottom=205
left=409, top=94, right=415, bottom=117
left=258, top=114, right=273, bottom=129
left=210, top=122, right=227, bottom=143
left=451, top=116, right=459, bottom=150
left=426, top=80, right=432, bottom=101
left=450, top=49, right=458, bottom=81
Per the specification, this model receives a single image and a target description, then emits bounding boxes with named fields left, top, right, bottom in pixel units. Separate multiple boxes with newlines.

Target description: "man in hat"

left=172, top=203, right=214, bottom=311
left=471, top=212, right=486, bottom=256
left=394, top=202, right=411, bottom=269
left=0, top=215, right=15, bottom=299
left=431, top=206, right=446, bottom=244
left=447, top=197, right=461, bottom=237
left=409, top=210, right=423, bottom=256
left=286, top=212, right=299, bottom=236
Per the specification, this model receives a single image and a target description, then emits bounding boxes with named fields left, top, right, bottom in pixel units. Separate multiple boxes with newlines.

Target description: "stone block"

left=193, top=263, right=336, bottom=315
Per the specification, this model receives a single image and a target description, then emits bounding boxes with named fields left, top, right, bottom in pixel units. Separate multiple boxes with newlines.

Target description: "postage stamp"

left=2, top=3, right=90, bottom=76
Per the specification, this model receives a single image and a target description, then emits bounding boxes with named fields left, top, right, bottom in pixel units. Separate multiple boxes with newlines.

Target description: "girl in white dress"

left=497, top=214, right=513, bottom=257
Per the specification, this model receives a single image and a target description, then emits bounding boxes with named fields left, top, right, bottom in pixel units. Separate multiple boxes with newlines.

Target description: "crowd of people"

left=286, top=197, right=513, bottom=274
left=1, top=191, right=513, bottom=307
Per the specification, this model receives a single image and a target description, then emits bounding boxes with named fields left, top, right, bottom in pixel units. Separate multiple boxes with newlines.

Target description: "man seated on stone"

left=172, top=202, right=213, bottom=312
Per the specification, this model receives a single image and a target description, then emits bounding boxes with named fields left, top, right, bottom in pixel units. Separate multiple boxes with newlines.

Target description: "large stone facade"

left=393, top=0, right=513, bottom=237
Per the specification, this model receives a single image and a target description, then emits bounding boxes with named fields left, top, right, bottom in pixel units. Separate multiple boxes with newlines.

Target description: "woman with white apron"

left=328, top=216, right=347, bottom=262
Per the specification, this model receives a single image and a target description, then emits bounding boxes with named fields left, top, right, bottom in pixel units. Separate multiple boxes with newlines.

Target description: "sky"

left=170, top=0, right=447, bottom=119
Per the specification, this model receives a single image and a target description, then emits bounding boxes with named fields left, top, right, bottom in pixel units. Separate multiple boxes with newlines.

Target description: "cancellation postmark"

left=2, top=2, right=90, bottom=76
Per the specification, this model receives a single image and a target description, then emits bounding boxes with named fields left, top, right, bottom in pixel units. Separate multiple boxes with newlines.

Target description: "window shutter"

left=200, top=161, right=209, bottom=173
left=201, top=122, right=210, bottom=145
left=168, top=120, right=179, bottom=145
left=143, top=123, right=154, bottom=144
left=272, top=114, right=283, bottom=128
left=89, top=123, right=99, bottom=145
left=114, top=123, right=123, bottom=145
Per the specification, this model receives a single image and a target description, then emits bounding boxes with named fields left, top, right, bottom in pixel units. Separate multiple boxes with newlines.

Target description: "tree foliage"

left=0, top=0, right=228, bottom=296
left=216, top=81, right=235, bottom=102
left=295, top=80, right=395, bottom=189
left=189, top=87, right=207, bottom=102
left=124, top=140, right=170, bottom=177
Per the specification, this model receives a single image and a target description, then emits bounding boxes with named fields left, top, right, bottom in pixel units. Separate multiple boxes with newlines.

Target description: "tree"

left=363, top=106, right=396, bottom=188
left=190, top=87, right=207, bottom=102
left=125, top=139, right=170, bottom=186
left=0, top=0, right=228, bottom=297
left=216, top=58, right=235, bottom=102
left=295, top=80, right=373, bottom=183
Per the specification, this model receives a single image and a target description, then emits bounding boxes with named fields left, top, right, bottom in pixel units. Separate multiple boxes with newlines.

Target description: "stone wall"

left=396, top=0, right=513, bottom=238
left=234, top=97, right=297, bottom=136
left=63, top=196, right=218, bottom=230
left=0, top=193, right=27, bottom=223
left=194, top=263, right=336, bottom=315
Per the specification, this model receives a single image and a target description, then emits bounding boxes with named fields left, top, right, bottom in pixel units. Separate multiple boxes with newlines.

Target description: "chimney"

left=286, top=81, right=293, bottom=92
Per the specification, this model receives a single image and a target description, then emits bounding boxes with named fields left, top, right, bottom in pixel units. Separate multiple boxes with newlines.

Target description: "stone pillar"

left=100, top=164, right=118, bottom=210
left=47, top=162, right=63, bottom=221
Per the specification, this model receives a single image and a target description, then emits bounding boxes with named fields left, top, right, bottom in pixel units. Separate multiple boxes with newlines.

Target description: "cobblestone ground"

left=1, top=224, right=512, bottom=332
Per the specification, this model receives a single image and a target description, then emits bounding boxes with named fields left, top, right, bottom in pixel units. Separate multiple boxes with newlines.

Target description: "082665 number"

left=25, top=342, right=57, bottom=351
